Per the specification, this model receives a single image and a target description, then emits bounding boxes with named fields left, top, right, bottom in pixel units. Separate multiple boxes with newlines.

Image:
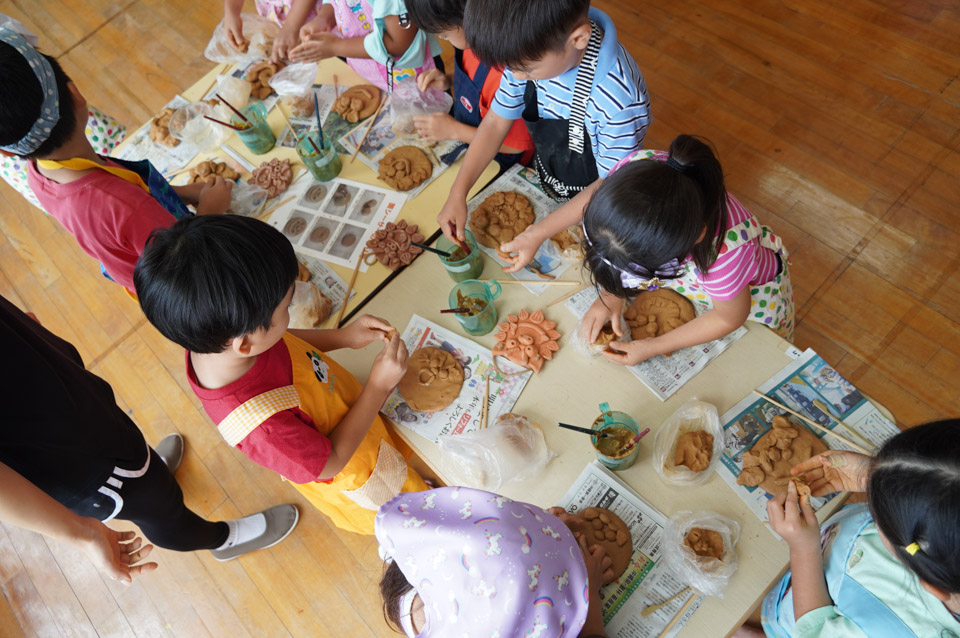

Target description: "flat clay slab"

left=492, top=309, right=561, bottom=374
left=564, top=508, right=633, bottom=581
left=624, top=288, right=695, bottom=356
left=468, top=191, right=535, bottom=250
left=736, top=415, right=828, bottom=497
left=332, top=85, right=380, bottom=122
left=379, top=146, right=433, bottom=191
left=398, top=347, right=464, bottom=413
left=365, top=219, right=424, bottom=270
left=249, top=157, right=293, bottom=197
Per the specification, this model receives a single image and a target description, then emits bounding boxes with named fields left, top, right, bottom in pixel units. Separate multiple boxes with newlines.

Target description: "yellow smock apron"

left=215, top=333, right=427, bottom=534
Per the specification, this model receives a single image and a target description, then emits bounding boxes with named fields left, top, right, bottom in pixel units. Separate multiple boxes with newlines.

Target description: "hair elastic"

left=0, top=28, right=60, bottom=155
left=665, top=156, right=689, bottom=174
left=904, top=542, right=921, bottom=556
left=581, top=223, right=683, bottom=290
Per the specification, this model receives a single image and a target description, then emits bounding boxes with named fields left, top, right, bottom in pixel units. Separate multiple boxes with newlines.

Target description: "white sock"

left=216, top=513, right=267, bottom=550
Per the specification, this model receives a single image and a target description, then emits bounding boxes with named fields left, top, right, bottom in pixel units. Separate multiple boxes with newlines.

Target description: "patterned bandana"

left=581, top=223, right=682, bottom=290
left=0, top=29, right=60, bottom=155
left=375, top=487, right=589, bottom=637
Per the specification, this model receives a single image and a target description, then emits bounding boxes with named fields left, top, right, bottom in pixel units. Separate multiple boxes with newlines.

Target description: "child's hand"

left=290, top=31, right=338, bottom=63
left=368, top=332, right=409, bottom=394
left=197, top=176, right=234, bottom=215
left=341, top=315, right=395, bottom=349
left=581, top=295, right=624, bottom=343
left=413, top=112, right=458, bottom=145
left=791, top=451, right=871, bottom=496
left=499, top=227, right=546, bottom=273
left=271, top=24, right=301, bottom=63
left=417, top=69, right=450, bottom=92
left=224, top=13, right=248, bottom=52
left=767, top=481, right=821, bottom=551
left=578, top=534, right=615, bottom=590
left=602, top=339, right=655, bottom=366
left=437, top=197, right=469, bottom=244
left=302, top=5, right=337, bottom=36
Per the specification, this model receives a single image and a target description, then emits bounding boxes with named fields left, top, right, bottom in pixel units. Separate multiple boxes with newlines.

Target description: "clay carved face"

left=624, top=288, right=696, bottom=356
left=366, top=220, right=425, bottom=270
left=379, top=146, right=433, bottom=191
left=249, top=157, right=293, bottom=197
left=332, top=85, right=380, bottom=122
left=736, top=415, right=828, bottom=496
left=492, top=309, right=561, bottom=373
left=397, top=347, right=465, bottom=413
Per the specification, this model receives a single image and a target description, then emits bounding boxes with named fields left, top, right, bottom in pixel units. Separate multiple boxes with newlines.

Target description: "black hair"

left=463, top=0, right=590, bottom=70
left=406, top=0, right=466, bottom=34
left=868, top=419, right=960, bottom=593
left=582, top=135, right=729, bottom=299
left=0, top=41, right=78, bottom=158
left=379, top=559, right=414, bottom=634
left=134, top=215, right=299, bottom=354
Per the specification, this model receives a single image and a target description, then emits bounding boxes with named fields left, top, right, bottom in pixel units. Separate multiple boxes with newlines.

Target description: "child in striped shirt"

left=436, top=0, right=650, bottom=267
left=580, top=135, right=795, bottom=366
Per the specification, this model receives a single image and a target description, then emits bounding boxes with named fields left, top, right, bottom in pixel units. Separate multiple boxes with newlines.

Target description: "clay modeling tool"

left=440, top=308, right=471, bottom=314
left=655, top=593, right=697, bottom=638
left=314, top=93, right=324, bottom=149
left=215, top=93, right=248, bottom=122
left=482, top=279, right=581, bottom=286
left=481, top=376, right=490, bottom=430
left=445, top=222, right=470, bottom=254
left=751, top=391, right=872, bottom=454
left=350, top=95, right=389, bottom=163
left=410, top=241, right=451, bottom=257
left=620, top=428, right=651, bottom=453
left=558, top=423, right=616, bottom=440
left=336, top=251, right=366, bottom=325
left=546, top=284, right=590, bottom=307
left=333, top=74, right=339, bottom=98
left=203, top=115, right=245, bottom=131
left=642, top=586, right=692, bottom=617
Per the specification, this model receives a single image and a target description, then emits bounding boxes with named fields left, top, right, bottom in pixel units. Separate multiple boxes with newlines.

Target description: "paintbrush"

left=558, top=423, right=616, bottom=439
left=410, top=241, right=451, bottom=257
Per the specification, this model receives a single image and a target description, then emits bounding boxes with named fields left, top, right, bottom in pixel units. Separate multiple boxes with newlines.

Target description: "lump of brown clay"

left=365, top=219, right=424, bottom=270
left=284, top=94, right=315, bottom=119
left=674, top=430, right=714, bottom=473
left=550, top=226, right=584, bottom=260
left=296, top=260, right=311, bottom=282
left=332, top=85, right=380, bottom=122
left=492, top=309, right=561, bottom=374
left=379, top=146, right=433, bottom=191
left=187, top=160, right=241, bottom=185
left=398, top=347, right=465, bottom=413
left=245, top=60, right=284, bottom=100
left=288, top=283, right=333, bottom=329
left=684, top=527, right=724, bottom=560
left=249, top=158, right=293, bottom=197
left=562, top=508, right=633, bottom=581
left=468, top=191, right=535, bottom=250
left=736, top=415, right=828, bottom=497
left=150, top=108, right=179, bottom=148
left=624, top=289, right=696, bottom=356
left=593, top=324, right=618, bottom=348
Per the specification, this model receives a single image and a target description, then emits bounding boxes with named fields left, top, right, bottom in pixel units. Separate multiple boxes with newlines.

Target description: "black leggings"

left=71, top=448, right=229, bottom=552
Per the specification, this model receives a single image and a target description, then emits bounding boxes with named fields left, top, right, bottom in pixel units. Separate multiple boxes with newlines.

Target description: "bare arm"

left=288, top=315, right=394, bottom=353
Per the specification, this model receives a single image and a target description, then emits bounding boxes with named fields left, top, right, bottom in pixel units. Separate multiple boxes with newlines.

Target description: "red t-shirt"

left=26, top=160, right=175, bottom=291
left=461, top=49, right=535, bottom=163
left=186, top=338, right=332, bottom=484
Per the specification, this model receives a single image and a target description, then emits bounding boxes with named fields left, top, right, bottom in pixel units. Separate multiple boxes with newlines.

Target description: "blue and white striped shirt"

left=491, top=8, right=651, bottom=177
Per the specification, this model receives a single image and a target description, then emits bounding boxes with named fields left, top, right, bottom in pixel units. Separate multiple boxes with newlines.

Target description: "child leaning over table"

left=134, top=215, right=429, bottom=535
left=404, top=0, right=535, bottom=171
left=0, top=31, right=232, bottom=296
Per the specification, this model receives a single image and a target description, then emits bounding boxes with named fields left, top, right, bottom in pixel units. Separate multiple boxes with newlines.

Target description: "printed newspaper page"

left=565, top=287, right=747, bottom=401
left=558, top=462, right=704, bottom=638
left=717, top=348, right=901, bottom=526
left=381, top=315, right=532, bottom=442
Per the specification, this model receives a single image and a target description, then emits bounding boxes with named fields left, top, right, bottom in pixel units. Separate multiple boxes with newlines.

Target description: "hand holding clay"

left=368, top=332, right=409, bottom=394
left=413, top=112, right=457, bottom=145
left=341, top=315, right=395, bottom=349
left=578, top=534, right=615, bottom=590
left=602, top=338, right=656, bottom=366
left=271, top=23, right=300, bottom=63
left=197, top=175, right=234, bottom=215
left=790, top=450, right=871, bottom=496
left=290, top=31, right=339, bottom=63
left=498, top=225, right=546, bottom=273
left=224, top=13, right=248, bottom=52
left=417, top=68, right=450, bottom=92
left=766, top=481, right=820, bottom=551
left=581, top=294, right=624, bottom=344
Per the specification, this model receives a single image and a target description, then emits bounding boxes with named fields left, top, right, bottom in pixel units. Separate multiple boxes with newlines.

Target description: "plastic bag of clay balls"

left=662, top=510, right=741, bottom=597
left=653, top=399, right=725, bottom=487
left=228, top=181, right=268, bottom=216
left=268, top=63, right=317, bottom=97
left=204, top=13, right=278, bottom=66
left=572, top=312, right=626, bottom=358
left=389, top=78, right=454, bottom=140
left=438, top=413, right=555, bottom=491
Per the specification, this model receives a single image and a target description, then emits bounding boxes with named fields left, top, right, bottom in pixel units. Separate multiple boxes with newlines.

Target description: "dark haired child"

left=404, top=0, right=534, bottom=170
left=580, top=135, right=794, bottom=366
left=736, top=419, right=960, bottom=637
left=0, top=31, right=231, bottom=295
left=436, top=0, right=650, bottom=265
left=134, top=215, right=428, bottom=535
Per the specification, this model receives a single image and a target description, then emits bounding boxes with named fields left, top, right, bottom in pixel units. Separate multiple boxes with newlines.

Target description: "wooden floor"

left=0, top=0, right=957, bottom=635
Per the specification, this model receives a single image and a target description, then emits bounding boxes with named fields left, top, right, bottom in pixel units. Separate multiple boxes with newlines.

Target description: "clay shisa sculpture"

left=736, top=415, right=828, bottom=497
left=248, top=157, right=293, bottom=197
left=245, top=61, right=284, bottom=100
left=469, top=191, right=535, bottom=250
left=492, top=309, right=561, bottom=373
left=365, top=220, right=424, bottom=270
left=624, top=288, right=696, bottom=356
left=332, top=85, right=380, bottom=122
left=398, top=347, right=465, bottom=412
left=379, top=146, right=433, bottom=191
left=187, top=160, right=241, bottom=185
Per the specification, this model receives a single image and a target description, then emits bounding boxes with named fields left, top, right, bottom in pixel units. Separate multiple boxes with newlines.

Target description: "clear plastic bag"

left=438, top=413, right=555, bottom=491
left=654, top=399, right=725, bottom=486
left=288, top=281, right=333, bottom=329
left=573, top=313, right=625, bottom=359
left=389, top=79, right=454, bottom=140
left=204, top=14, right=278, bottom=66
left=269, top=62, right=318, bottom=97
left=228, top=180, right=268, bottom=217
left=662, top=510, right=741, bottom=597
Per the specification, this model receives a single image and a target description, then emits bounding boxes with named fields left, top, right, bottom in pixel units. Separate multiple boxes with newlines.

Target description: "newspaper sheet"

left=558, top=462, right=705, bottom=638
left=295, top=254, right=353, bottom=324
left=717, top=348, right=900, bottom=526
left=466, top=164, right=573, bottom=295
left=112, top=96, right=201, bottom=175
left=381, top=315, right=532, bottom=442
left=268, top=175, right=406, bottom=270
left=565, top=287, right=747, bottom=401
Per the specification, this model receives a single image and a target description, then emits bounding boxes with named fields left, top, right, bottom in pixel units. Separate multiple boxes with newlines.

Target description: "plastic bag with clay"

left=572, top=312, right=625, bottom=359
left=438, top=413, right=555, bottom=491
left=204, top=14, right=278, bottom=66
left=228, top=181, right=268, bottom=217
left=653, top=399, right=725, bottom=486
left=269, top=62, right=317, bottom=97
left=288, top=280, right=333, bottom=329
left=389, top=79, right=454, bottom=140
left=662, top=510, right=741, bottom=597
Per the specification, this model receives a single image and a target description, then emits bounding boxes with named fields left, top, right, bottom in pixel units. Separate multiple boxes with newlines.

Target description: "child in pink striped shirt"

left=580, top=134, right=794, bottom=366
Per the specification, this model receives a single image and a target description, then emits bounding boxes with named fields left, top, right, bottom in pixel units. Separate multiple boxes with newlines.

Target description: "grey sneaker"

left=210, top=505, right=299, bottom=562
left=155, top=433, right=184, bottom=473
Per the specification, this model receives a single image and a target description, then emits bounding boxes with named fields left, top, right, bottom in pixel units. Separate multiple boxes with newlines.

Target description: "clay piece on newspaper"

left=248, top=157, right=293, bottom=198
left=332, top=85, right=380, bottom=123
left=379, top=146, right=433, bottom=191
left=245, top=60, right=284, bottom=100
left=398, top=346, right=465, bottom=413
left=468, top=191, right=535, bottom=250
left=365, top=219, right=425, bottom=270
left=736, top=415, right=828, bottom=497
left=492, top=309, right=561, bottom=374
left=288, top=283, right=333, bottom=329
left=674, top=430, right=714, bottom=473
left=563, top=508, right=633, bottom=581
left=684, top=527, right=724, bottom=560
left=188, top=160, right=241, bottom=185
left=624, top=288, right=696, bottom=356
left=150, top=107, right=179, bottom=148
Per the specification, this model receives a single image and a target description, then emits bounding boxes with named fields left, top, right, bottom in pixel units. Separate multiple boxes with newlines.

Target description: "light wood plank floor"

left=1, top=0, right=958, bottom=635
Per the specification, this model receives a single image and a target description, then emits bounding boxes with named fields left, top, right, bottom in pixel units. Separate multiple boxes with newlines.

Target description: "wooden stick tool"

left=751, top=391, right=873, bottom=454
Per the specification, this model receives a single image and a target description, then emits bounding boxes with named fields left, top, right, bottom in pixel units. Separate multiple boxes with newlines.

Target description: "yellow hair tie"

left=904, top=542, right=921, bottom=556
